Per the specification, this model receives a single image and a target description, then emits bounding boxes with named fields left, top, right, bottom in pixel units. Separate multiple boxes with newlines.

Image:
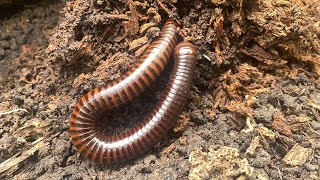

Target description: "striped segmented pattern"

left=70, top=19, right=197, bottom=164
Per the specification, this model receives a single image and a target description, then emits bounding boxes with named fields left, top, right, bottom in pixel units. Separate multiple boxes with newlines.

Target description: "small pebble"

left=176, top=161, right=190, bottom=176
left=0, top=33, right=10, bottom=40
left=0, top=40, right=10, bottom=49
left=191, top=109, right=206, bottom=124
left=10, top=38, right=18, bottom=50
left=0, top=48, right=6, bottom=60
left=269, top=169, right=280, bottom=179
left=304, top=163, right=316, bottom=171
left=310, top=121, right=320, bottom=130
left=143, top=154, right=157, bottom=165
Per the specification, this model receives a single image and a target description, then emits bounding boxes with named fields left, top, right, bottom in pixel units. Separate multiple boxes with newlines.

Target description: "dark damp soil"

left=0, top=0, right=319, bottom=179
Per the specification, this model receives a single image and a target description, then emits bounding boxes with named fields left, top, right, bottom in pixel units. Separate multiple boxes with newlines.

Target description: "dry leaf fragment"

left=283, top=144, right=312, bottom=166
left=239, top=45, right=287, bottom=66
left=173, top=113, right=190, bottom=133
left=257, top=127, right=276, bottom=140
left=161, top=143, right=175, bottom=156
left=287, top=115, right=310, bottom=133
left=139, top=22, right=156, bottom=34
left=272, top=110, right=293, bottom=137
left=47, top=103, right=57, bottom=111
left=189, top=146, right=253, bottom=179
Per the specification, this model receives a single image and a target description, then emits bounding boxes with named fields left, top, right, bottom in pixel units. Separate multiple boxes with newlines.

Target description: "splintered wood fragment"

left=246, top=136, right=260, bottom=156
left=314, top=64, right=320, bottom=76
left=239, top=45, right=287, bottom=66
left=140, top=22, right=156, bottom=34
left=135, top=43, right=150, bottom=57
left=161, top=143, right=175, bottom=156
left=283, top=144, right=312, bottom=166
left=122, top=0, right=139, bottom=36
left=129, top=35, right=148, bottom=51
left=0, top=138, right=48, bottom=177
left=103, top=14, right=130, bottom=20
left=308, top=101, right=320, bottom=110
left=156, top=0, right=173, bottom=17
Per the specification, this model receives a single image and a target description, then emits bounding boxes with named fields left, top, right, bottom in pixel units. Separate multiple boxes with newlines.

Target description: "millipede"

left=70, top=19, right=198, bottom=164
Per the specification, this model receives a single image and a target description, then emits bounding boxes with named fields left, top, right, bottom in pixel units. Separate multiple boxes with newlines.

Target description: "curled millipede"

left=70, top=19, right=198, bottom=164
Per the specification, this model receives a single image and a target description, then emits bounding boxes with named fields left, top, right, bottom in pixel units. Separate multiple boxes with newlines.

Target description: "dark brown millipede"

left=70, top=19, right=198, bottom=164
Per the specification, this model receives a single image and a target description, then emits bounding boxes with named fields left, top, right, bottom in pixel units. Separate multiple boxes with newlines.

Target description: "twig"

left=103, top=14, right=130, bottom=20
left=311, top=108, right=320, bottom=122
left=277, top=167, right=283, bottom=180
left=308, top=124, right=320, bottom=136
left=0, top=109, right=28, bottom=115
left=308, top=101, right=320, bottom=110
left=242, top=117, right=254, bottom=133
left=0, top=138, right=47, bottom=177
left=156, top=0, right=173, bottom=17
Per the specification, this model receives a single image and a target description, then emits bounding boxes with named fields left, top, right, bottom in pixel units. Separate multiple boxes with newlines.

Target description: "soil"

left=0, top=0, right=319, bottom=179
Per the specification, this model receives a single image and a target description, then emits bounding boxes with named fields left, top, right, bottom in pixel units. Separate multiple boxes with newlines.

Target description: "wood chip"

left=0, top=139, right=48, bottom=177
left=246, top=136, right=260, bottom=156
left=257, top=127, right=276, bottom=140
left=128, top=35, right=148, bottom=51
left=140, top=22, right=156, bottom=34
left=283, top=144, right=312, bottom=166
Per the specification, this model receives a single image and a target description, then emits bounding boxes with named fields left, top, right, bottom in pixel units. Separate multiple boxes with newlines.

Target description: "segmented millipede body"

left=70, top=19, right=197, bottom=164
